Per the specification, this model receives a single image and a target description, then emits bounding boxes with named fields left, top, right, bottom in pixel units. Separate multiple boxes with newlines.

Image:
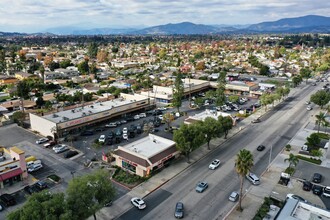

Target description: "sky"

left=0, top=0, right=329, bottom=33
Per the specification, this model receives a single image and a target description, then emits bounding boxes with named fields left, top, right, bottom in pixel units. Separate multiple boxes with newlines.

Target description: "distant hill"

left=247, top=15, right=330, bottom=32
left=0, top=31, right=27, bottom=36
left=1, top=15, right=330, bottom=36
left=131, top=22, right=223, bottom=35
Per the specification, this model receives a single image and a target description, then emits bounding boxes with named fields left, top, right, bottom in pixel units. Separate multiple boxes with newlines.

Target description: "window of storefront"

left=122, top=161, right=136, bottom=173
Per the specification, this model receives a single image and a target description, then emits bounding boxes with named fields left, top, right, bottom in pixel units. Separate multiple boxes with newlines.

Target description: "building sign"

left=154, top=153, right=173, bottom=167
left=119, top=157, right=138, bottom=167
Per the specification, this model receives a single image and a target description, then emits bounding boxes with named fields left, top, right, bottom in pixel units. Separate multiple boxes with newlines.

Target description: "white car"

left=123, top=133, right=128, bottom=140
left=229, top=191, right=239, bottom=202
left=209, top=159, right=221, bottom=169
left=53, top=144, right=68, bottom=154
left=131, top=197, right=146, bottom=210
left=105, top=122, right=117, bottom=128
left=36, top=138, right=49, bottom=144
left=98, top=135, right=106, bottom=143
left=134, top=115, right=140, bottom=120
left=139, top=113, right=146, bottom=118
left=158, top=115, right=163, bottom=120
left=307, top=106, right=313, bottom=111
left=123, top=127, right=128, bottom=134
left=27, top=163, right=43, bottom=173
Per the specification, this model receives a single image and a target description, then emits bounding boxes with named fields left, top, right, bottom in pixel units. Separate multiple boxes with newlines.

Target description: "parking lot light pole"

left=268, top=145, right=273, bottom=172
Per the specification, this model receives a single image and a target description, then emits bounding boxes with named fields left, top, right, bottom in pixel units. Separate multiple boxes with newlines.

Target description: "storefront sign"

left=119, top=157, right=137, bottom=167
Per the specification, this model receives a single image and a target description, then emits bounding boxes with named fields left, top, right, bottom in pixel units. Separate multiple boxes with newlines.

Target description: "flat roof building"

left=112, top=134, right=179, bottom=177
left=276, top=198, right=330, bottom=220
left=30, top=93, right=151, bottom=138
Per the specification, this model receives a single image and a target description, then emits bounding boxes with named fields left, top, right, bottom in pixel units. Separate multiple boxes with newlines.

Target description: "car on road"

left=98, top=135, right=106, bottom=143
left=53, top=144, right=68, bottom=154
left=209, top=159, right=221, bottom=169
left=43, top=141, right=56, bottom=148
left=312, top=173, right=323, bottom=183
left=27, top=163, right=43, bottom=173
left=246, top=172, right=260, bottom=185
left=313, top=185, right=323, bottom=195
left=229, top=191, right=239, bottom=202
left=257, top=145, right=266, bottom=151
left=307, top=106, right=313, bottom=111
left=251, top=118, right=261, bottom=123
left=105, top=122, right=117, bottom=128
left=64, top=150, right=79, bottom=158
left=174, top=202, right=184, bottom=219
left=36, top=138, right=49, bottom=144
left=196, top=181, right=208, bottom=193
left=305, top=101, right=311, bottom=105
left=303, top=181, right=312, bottom=191
left=0, top=194, right=16, bottom=207
left=131, top=197, right=146, bottom=210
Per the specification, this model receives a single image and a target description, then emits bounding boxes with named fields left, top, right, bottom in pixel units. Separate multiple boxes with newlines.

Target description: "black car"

left=94, top=127, right=106, bottom=132
left=303, top=181, right=312, bottom=191
left=115, top=129, right=122, bottom=137
left=115, top=136, right=122, bottom=144
left=35, top=181, right=48, bottom=190
left=313, top=173, right=323, bottom=183
left=24, top=185, right=40, bottom=195
left=257, top=145, right=265, bottom=151
left=313, top=185, right=323, bottom=195
left=64, top=150, right=79, bottom=158
left=128, top=130, right=136, bottom=138
left=107, top=131, right=115, bottom=139
left=0, top=194, right=16, bottom=207
left=106, top=138, right=114, bottom=145
left=80, top=130, right=94, bottom=136
left=174, top=202, right=184, bottom=219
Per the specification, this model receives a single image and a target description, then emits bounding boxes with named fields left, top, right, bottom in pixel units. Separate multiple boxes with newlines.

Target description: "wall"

left=30, top=113, right=56, bottom=137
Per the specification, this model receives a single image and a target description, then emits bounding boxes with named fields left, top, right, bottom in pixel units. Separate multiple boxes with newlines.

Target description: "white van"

left=26, top=160, right=42, bottom=168
left=246, top=172, right=260, bottom=185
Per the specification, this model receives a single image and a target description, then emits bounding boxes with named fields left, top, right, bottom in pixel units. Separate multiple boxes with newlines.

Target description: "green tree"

left=215, top=71, right=227, bottom=107
left=284, top=153, right=299, bottom=168
left=12, top=111, right=26, bottom=126
left=228, top=95, right=239, bottom=103
left=78, top=60, right=89, bottom=74
left=49, top=61, right=60, bottom=71
left=7, top=192, right=70, bottom=220
left=315, top=112, right=327, bottom=133
left=235, top=149, right=254, bottom=212
left=201, top=117, right=222, bottom=150
left=172, top=72, right=184, bottom=112
left=163, top=112, right=175, bottom=131
left=300, top=68, right=312, bottom=84
left=35, top=97, right=45, bottom=108
left=66, top=169, right=116, bottom=220
left=292, top=76, right=303, bottom=87
left=259, top=65, right=269, bottom=76
left=60, top=59, right=72, bottom=68
left=173, top=124, right=204, bottom=163
left=218, top=115, right=233, bottom=139
left=306, top=133, right=321, bottom=150
left=310, top=90, right=330, bottom=109
left=88, top=42, right=98, bottom=59
left=16, top=80, right=30, bottom=99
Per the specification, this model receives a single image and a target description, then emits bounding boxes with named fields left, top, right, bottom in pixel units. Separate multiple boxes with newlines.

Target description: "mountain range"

left=1, top=15, right=330, bottom=36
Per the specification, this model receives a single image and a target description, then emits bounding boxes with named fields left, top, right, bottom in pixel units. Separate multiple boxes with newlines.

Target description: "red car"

left=43, top=141, right=56, bottom=148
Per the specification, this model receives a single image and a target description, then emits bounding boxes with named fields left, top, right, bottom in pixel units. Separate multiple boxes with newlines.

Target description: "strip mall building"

left=113, top=134, right=180, bottom=177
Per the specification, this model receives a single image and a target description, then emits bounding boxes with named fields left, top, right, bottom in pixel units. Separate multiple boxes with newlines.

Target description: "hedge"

left=296, top=155, right=322, bottom=165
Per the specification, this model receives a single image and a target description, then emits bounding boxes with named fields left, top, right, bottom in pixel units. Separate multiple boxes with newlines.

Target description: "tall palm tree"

left=235, top=149, right=254, bottom=212
left=315, top=112, right=326, bottom=133
left=284, top=153, right=299, bottom=168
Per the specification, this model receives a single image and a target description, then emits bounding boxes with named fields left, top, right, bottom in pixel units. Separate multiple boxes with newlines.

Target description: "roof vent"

left=52, top=114, right=59, bottom=118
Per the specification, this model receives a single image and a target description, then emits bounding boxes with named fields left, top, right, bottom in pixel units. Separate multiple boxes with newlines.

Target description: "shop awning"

left=0, top=168, right=23, bottom=181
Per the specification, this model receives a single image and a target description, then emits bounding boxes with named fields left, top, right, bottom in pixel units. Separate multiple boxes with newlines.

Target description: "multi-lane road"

left=117, top=82, right=321, bottom=220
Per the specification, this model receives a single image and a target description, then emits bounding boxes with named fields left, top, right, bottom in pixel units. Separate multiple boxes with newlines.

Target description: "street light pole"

left=268, top=145, right=273, bottom=171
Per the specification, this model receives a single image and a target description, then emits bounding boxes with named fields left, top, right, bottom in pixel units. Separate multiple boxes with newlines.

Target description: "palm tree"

left=316, top=112, right=327, bottom=133
left=284, top=153, right=299, bottom=168
left=235, top=149, right=254, bottom=212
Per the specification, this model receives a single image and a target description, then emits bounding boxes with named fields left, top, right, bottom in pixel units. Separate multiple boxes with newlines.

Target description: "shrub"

left=296, top=155, right=322, bottom=165
left=285, top=144, right=291, bottom=151
left=314, top=132, right=329, bottom=140
left=47, top=174, right=61, bottom=182
left=284, top=167, right=295, bottom=175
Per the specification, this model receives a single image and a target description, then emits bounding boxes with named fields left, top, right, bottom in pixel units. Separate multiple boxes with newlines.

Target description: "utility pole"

left=268, top=145, right=273, bottom=171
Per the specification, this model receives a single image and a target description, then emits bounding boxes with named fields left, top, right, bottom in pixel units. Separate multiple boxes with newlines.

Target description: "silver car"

left=229, top=191, right=239, bottom=202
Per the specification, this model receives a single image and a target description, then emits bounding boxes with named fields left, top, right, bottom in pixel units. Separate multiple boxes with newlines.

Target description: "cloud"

left=0, top=0, right=329, bottom=32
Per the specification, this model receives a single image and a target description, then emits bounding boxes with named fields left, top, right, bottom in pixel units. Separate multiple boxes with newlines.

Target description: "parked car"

left=43, top=141, right=56, bottom=148
left=134, top=115, right=140, bottom=120
left=0, top=194, right=16, bottom=206
left=312, top=173, right=323, bottom=183
left=107, top=131, right=115, bottom=139
left=123, top=133, right=128, bottom=140
left=229, top=191, right=239, bottom=202
left=98, top=135, right=106, bottom=143
left=0, top=155, right=6, bottom=162
left=36, top=138, right=49, bottom=144
left=123, top=127, right=128, bottom=134
left=26, top=160, right=42, bottom=169
left=323, top=186, right=330, bottom=197
left=131, top=197, right=146, bottom=210
left=35, top=181, right=48, bottom=190
left=139, top=113, right=147, bottom=118
left=209, top=159, right=221, bottom=169
left=24, top=185, right=40, bottom=195
left=28, top=163, right=43, bottom=173
left=80, top=130, right=94, bottom=136
left=257, top=145, right=265, bottom=151
left=120, top=120, right=127, bottom=124
left=307, top=106, right=313, bottom=111
left=53, top=144, right=68, bottom=154
left=313, top=185, right=323, bottom=195
left=196, top=181, right=208, bottom=193
left=64, top=150, right=79, bottom=158
left=105, top=122, right=117, bottom=128
left=94, top=127, right=106, bottom=132
left=174, top=202, right=184, bottom=219
left=303, top=181, right=312, bottom=191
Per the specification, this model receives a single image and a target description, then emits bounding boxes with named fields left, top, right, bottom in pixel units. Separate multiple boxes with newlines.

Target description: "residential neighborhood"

left=0, top=32, right=329, bottom=220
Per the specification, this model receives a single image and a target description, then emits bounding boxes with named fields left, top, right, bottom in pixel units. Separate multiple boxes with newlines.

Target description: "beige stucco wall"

left=29, top=113, right=56, bottom=138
